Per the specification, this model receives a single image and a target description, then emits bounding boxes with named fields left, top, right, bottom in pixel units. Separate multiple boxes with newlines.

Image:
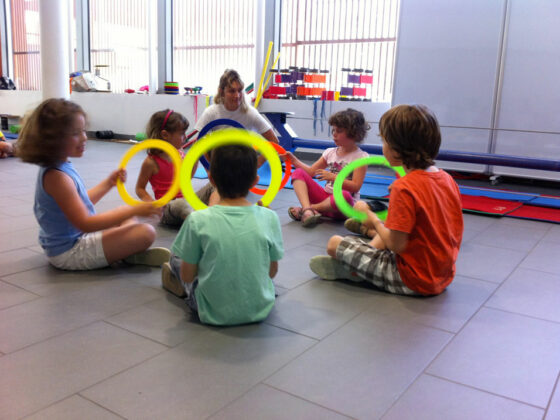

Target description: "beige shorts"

left=48, top=231, right=108, bottom=271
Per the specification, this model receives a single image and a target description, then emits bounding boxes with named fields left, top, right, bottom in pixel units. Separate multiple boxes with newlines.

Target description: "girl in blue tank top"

left=16, top=98, right=170, bottom=270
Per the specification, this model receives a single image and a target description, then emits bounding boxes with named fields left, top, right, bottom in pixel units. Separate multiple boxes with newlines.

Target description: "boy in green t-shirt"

left=162, top=144, right=284, bottom=326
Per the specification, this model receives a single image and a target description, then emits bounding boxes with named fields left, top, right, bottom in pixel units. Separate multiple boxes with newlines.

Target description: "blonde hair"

left=17, top=98, right=86, bottom=167
left=214, top=69, right=248, bottom=113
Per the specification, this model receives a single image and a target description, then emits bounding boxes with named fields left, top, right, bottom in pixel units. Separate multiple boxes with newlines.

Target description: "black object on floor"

left=367, top=200, right=388, bottom=212
left=95, top=130, right=114, bottom=139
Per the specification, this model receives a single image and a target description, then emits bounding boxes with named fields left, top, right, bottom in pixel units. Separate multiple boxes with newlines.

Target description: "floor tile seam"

left=480, top=304, right=560, bottom=327
left=0, top=277, right=42, bottom=298
left=23, top=393, right=127, bottom=420
left=421, top=289, right=497, bottom=380
left=259, top=312, right=365, bottom=393
left=262, top=319, right=321, bottom=342
left=101, top=318, right=177, bottom=349
left=72, top=326, right=171, bottom=396
left=423, top=372, right=548, bottom=410
left=0, top=295, right=40, bottom=311
left=99, top=295, right=164, bottom=323
left=228, top=383, right=359, bottom=420
left=0, top=318, right=105, bottom=355
left=543, top=372, right=560, bottom=418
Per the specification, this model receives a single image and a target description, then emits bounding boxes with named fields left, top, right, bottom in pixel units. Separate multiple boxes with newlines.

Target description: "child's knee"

left=327, top=235, right=343, bottom=257
left=137, top=223, right=156, bottom=247
left=291, top=168, right=307, bottom=181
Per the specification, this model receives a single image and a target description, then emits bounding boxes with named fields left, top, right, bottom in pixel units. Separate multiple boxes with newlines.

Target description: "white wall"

left=3, top=0, right=560, bottom=181
left=393, top=0, right=560, bottom=181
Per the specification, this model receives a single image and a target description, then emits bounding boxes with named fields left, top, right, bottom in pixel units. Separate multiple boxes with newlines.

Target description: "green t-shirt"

left=172, top=205, right=284, bottom=326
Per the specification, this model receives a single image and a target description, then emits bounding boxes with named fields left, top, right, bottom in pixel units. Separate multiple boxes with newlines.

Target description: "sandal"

left=302, top=207, right=321, bottom=227
left=288, top=206, right=303, bottom=221
left=344, top=218, right=372, bottom=238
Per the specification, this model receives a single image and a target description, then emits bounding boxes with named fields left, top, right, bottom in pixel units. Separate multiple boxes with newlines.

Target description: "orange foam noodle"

left=297, top=86, right=311, bottom=96
left=303, top=74, right=314, bottom=83
left=313, top=74, right=327, bottom=83
left=311, top=87, right=325, bottom=96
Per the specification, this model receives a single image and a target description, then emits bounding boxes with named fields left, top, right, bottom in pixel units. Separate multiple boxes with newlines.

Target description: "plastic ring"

left=181, top=128, right=282, bottom=210
left=250, top=142, right=292, bottom=195
left=116, top=139, right=182, bottom=207
left=196, top=119, right=245, bottom=169
left=333, top=156, right=406, bottom=222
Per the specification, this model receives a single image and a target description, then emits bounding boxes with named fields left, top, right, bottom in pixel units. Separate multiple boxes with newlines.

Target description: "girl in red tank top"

left=135, top=109, right=195, bottom=227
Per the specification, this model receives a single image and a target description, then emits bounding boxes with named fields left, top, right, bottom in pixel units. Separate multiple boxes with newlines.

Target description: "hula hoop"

left=250, top=142, right=292, bottom=195
left=192, top=119, right=245, bottom=169
left=116, top=139, right=182, bottom=207
left=333, top=156, right=406, bottom=222
left=180, top=128, right=282, bottom=210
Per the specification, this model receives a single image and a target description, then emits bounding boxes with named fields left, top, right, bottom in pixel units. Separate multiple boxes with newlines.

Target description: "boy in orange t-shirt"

left=310, top=104, right=463, bottom=295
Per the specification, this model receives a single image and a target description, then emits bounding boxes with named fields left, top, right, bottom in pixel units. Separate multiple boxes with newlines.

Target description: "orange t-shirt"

left=385, top=169, right=463, bottom=295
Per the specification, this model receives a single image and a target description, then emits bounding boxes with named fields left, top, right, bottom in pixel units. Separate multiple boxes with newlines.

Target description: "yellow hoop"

left=116, top=139, right=182, bottom=207
left=180, top=128, right=282, bottom=210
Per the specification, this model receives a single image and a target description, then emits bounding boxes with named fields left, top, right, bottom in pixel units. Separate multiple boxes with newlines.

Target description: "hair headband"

left=161, top=109, right=174, bottom=130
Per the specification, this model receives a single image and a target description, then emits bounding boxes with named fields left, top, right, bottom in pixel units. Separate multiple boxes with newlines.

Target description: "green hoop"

left=333, top=156, right=406, bottom=222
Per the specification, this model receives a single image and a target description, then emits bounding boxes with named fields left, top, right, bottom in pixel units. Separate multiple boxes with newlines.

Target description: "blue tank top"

left=34, top=161, right=95, bottom=257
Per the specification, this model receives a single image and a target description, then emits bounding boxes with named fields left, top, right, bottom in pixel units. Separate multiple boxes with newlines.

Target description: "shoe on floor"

left=344, top=218, right=371, bottom=237
left=124, top=247, right=171, bottom=267
left=309, top=255, right=361, bottom=281
left=161, top=262, right=186, bottom=297
left=302, top=208, right=321, bottom=227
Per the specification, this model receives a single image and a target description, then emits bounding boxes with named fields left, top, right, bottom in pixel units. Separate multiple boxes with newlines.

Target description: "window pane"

left=89, top=0, right=150, bottom=93
left=10, top=0, right=41, bottom=90
left=280, top=0, right=399, bottom=102
left=173, top=0, right=256, bottom=96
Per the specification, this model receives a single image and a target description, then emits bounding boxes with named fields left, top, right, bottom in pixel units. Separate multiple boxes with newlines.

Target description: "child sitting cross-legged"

left=310, top=104, right=464, bottom=296
left=162, top=144, right=284, bottom=325
left=285, top=108, right=370, bottom=227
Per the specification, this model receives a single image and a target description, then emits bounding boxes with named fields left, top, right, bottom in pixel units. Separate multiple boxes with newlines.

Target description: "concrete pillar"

left=39, top=0, right=70, bottom=99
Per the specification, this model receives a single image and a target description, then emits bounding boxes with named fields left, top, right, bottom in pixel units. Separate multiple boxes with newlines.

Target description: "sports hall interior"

left=1, top=1, right=559, bottom=419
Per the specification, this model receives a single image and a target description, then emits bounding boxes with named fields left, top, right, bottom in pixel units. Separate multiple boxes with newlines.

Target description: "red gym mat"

left=508, top=205, right=560, bottom=223
left=461, top=195, right=523, bottom=215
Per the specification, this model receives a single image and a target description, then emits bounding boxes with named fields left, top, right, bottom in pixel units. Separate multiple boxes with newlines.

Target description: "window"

left=10, top=0, right=40, bottom=90
left=173, top=0, right=256, bottom=96
left=89, top=0, right=150, bottom=93
left=280, top=0, right=399, bottom=102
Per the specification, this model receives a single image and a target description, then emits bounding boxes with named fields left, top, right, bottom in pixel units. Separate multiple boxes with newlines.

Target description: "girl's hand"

left=107, top=169, right=126, bottom=186
left=133, top=202, right=163, bottom=217
left=315, top=169, right=334, bottom=182
left=279, top=151, right=294, bottom=162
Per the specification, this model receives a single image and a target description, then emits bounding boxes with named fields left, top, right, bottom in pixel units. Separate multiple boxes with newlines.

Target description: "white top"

left=195, top=103, right=272, bottom=134
left=322, top=146, right=369, bottom=198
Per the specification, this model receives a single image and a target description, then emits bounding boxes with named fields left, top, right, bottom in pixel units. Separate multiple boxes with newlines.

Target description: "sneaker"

left=309, top=255, right=361, bottom=281
left=161, top=262, right=186, bottom=297
left=124, top=247, right=171, bottom=267
left=344, top=218, right=372, bottom=237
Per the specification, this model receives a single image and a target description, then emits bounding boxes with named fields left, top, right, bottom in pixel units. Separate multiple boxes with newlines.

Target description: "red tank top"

left=148, top=151, right=184, bottom=200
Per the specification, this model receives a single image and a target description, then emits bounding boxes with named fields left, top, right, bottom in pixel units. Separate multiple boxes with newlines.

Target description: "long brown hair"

left=17, top=98, right=86, bottom=167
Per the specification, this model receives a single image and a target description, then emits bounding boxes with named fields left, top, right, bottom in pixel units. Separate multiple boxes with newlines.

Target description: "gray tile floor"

left=1, top=140, right=559, bottom=420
